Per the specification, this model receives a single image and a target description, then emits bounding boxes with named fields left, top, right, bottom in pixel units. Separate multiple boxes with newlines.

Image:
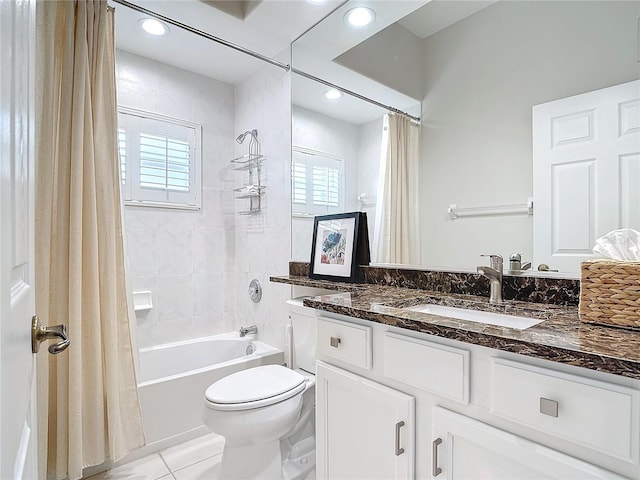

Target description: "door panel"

left=533, top=80, right=640, bottom=272
left=1, top=0, right=37, bottom=478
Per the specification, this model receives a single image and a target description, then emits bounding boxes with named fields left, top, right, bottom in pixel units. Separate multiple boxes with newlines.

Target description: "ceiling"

left=290, top=0, right=496, bottom=125
left=112, top=0, right=344, bottom=85
left=398, top=0, right=497, bottom=39
left=112, top=0, right=496, bottom=125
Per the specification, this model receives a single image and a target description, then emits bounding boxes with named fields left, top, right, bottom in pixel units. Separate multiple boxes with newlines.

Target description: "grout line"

left=171, top=453, right=223, bottom=476
left=157, top=453, right=177, bottom=478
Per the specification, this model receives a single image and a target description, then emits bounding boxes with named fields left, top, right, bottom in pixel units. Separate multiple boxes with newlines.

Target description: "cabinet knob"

left=330, top=337, right=341, bottom=348
left=540, top=397, right=559, bottom=417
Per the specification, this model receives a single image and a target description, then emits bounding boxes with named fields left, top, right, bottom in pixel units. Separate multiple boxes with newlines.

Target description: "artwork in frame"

left=310, top=212, right=361, bottom=282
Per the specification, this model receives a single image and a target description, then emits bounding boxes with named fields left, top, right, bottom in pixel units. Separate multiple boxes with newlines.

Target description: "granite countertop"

left=271, top=275, right=640, bottom=380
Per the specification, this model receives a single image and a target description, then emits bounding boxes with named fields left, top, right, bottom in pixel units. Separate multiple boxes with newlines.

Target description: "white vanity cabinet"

left=316, top=361, right=415, bottom=480
left=314, top=312, right=640, bottom=480
left=432, top=407, right=627, bottom=479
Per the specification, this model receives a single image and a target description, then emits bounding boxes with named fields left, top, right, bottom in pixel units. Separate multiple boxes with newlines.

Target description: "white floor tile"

left=160, top=433, right=224, bottom=472
left=84, top=453, right=171, bottom=480
left=172, top=455, right=222, bottom=480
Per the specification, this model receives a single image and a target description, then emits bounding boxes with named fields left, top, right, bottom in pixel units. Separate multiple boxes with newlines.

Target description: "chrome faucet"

left=239, top=324, right=258, bottom=337
left=477, top=254, right=503, bottom=304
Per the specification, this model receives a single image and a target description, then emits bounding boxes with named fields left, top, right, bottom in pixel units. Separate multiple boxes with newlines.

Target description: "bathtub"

left=137, top=332, right=284, bottom=446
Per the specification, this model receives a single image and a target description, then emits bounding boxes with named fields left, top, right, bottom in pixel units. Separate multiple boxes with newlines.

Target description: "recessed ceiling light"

left=324, top=89, right=343, bottom=100
left=138, top=18, right=170, bottom=36
left=305, top=0, right=327, bottom=5
left=344, top=7, right=375, bottom=27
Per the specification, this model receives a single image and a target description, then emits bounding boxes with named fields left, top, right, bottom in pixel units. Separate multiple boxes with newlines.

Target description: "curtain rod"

left=292, top=68, right=421, bottom=123
left=110, top=0, right=291, bottom=71
left=111, top=0, right=421, bottom=123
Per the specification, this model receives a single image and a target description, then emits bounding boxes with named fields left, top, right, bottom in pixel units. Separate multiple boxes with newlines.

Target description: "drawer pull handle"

left=540, top=397, right=559, bottom=417
left=395, top=421, right=405, bottom=456
left=330, top=337, right=341, bottom=348
left=432, top=437, right=442, bottom=476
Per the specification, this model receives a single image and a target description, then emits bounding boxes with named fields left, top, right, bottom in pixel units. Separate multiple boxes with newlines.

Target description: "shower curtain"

left=34, top=1, right=145, bottom=479
left=373, top=113, right=421, bottom=264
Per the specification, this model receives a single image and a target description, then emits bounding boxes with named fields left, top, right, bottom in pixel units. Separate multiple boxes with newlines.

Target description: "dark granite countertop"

left=271, top=275, right=640, bottom=380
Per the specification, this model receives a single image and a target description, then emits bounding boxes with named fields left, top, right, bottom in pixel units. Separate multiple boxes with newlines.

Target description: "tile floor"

left=85, top=433, right=225, bottom=480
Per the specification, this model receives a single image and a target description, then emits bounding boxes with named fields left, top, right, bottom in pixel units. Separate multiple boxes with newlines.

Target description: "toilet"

left=203, top=299, right=316, bottom=480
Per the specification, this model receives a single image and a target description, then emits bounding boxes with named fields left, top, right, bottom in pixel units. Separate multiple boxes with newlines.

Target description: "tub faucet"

left=477, top=254, right=503, bottom=304
left=239, top=324, right=258, bottom=337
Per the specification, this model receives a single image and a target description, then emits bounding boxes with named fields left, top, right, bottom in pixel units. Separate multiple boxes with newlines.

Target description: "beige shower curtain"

left=35, top=1, right=145, bottom=479
left=373, top=113, right=421, bottom=264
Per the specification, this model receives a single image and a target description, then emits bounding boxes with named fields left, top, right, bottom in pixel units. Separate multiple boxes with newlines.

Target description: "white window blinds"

left=117, top=128, right=126, bottom=183
left=117, top=107, right=201, bottom=209
left=139, top=133, right=190, bottom=192
left=292, top=161, right=307, bottom=204
left=292, top=147, right=344, bottom=215
left=312, top=165, right=340, bottom=207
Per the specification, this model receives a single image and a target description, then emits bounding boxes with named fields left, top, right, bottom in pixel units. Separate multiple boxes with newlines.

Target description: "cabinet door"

left=432, top=407, right=624, bottom=479
left=316, top=361, right=415, bottom=480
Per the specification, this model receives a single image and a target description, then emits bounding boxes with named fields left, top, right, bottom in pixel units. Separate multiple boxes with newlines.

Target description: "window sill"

left=124, top=200, right=201, bottom=211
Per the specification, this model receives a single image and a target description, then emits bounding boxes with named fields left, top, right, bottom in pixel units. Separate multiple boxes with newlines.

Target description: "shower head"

left=235, top=129, right=258, bottom=144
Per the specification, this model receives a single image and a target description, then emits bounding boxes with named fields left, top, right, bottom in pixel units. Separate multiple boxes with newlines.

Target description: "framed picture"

left=310, top=212, right=361, bottom=282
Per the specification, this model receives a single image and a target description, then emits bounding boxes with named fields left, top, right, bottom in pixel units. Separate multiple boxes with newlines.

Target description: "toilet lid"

left=205, top=365, right=305, bottom=406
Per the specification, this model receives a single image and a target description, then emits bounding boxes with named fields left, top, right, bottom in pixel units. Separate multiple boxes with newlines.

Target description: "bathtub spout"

left=239, top=324, right=258, bottom=337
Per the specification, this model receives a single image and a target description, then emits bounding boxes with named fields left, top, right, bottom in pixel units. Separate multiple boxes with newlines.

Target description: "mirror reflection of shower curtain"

left=373, top=114, right=420, bottom=264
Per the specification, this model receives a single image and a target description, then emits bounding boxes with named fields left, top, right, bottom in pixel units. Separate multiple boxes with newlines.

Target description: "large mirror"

left=291, top=0, right=640, bottom=276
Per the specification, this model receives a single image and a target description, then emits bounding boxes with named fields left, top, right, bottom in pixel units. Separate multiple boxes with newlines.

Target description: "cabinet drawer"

left=383, top=332, right=469, bottom=403
left=317, top=316, right=372, bottom=370
left=491, top=358, right=640, bottom=464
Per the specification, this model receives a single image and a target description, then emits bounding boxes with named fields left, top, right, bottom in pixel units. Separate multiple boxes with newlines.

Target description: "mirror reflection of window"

left=291, top=147, right=344, bottom=216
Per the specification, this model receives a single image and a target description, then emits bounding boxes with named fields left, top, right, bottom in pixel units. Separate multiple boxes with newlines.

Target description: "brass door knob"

left=31, top=315, right=70, bottom=354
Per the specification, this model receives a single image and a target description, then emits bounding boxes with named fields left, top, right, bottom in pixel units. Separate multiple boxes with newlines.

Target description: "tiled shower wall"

left=231, top=51, right=292, bottom=352
left=116, top=50, right=236, bottom=348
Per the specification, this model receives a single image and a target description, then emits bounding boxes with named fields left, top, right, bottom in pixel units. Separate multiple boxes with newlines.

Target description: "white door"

left=316, top=361, right=415, bottom=480
left=431, top=407, right=624, bottom=479
left=1, top=0, right=37, bottom=478
left=533, top=80, right=640, bottom=273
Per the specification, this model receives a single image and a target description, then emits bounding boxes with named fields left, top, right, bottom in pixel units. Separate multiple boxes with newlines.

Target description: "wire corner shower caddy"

left=231, top=129, right=264, bottom=215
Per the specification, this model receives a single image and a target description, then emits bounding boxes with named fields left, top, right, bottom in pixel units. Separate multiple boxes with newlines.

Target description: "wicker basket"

left=579, top=260, right=640, bottom=329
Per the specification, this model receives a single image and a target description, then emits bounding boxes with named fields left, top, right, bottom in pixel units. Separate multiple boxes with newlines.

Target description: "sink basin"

left=405, top=304, right=543, bottom=330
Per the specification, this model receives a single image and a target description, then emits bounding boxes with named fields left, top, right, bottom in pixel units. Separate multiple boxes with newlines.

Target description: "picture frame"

left=309, top=212, right=361, bottom=282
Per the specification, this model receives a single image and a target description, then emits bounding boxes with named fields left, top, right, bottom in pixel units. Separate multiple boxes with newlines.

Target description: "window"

left=292, top=146, right=344, bottom=215
left=117, top=107, right=201, bottom=209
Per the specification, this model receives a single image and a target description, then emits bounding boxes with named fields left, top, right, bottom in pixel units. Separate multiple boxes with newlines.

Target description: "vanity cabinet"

left=316, top=361, right=415, bottom=480
left=315, top=313, right=640, bottom=480
left=432, top=407, right=626, bottom=479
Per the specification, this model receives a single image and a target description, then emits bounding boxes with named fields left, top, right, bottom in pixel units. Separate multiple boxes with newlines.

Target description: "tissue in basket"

left=579, top=260, right=640, bottom=329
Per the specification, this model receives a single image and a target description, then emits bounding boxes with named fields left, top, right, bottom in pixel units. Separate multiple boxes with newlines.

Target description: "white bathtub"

left=137, top=332, right=284, bottom=446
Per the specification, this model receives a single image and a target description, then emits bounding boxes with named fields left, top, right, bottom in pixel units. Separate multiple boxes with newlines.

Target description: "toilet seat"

left=205, top=365, right=306, bottom=411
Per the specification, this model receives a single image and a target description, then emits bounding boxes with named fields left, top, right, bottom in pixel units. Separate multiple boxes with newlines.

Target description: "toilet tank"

left=287, top=298, right=316, bottom=374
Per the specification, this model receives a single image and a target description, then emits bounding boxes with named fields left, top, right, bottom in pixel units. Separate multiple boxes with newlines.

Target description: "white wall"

left=231, top=51, right=292, bottom=351
left=420, top=0, right=640, bottom=270
left=116, top=50, right=236, bottom=348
